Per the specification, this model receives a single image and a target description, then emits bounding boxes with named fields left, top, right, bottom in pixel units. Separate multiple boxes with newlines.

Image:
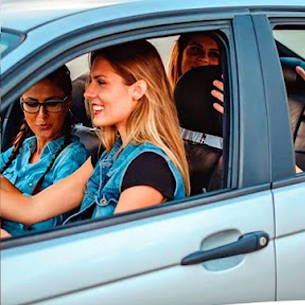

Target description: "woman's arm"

left=0, top=175, right=22, bottom=194
left=1, top=158, right=94, bottom=226
left=115, top=185, right=165, bottom=214
left=1, top=228, right=12, bottom=239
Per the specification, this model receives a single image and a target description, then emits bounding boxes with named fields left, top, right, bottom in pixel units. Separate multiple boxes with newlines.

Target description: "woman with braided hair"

left=1, top=40, right=189, bottom=236
left=0, top=65, right=88, bottom=237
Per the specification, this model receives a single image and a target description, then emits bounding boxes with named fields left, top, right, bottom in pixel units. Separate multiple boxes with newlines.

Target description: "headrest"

left=280, top=57, right=305, bottom=94
left=174, top=65, right=223, bottom=137
left=71, top=72, right=92, bottom=127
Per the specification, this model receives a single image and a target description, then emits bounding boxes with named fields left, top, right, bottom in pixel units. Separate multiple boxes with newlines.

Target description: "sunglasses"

left=20, top=96, right=68, bottom=114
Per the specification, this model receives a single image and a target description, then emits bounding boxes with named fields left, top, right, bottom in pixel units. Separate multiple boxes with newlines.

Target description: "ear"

left=131, top=80, right=147, bottom=101
left=65, top=97, right=72, bottom=109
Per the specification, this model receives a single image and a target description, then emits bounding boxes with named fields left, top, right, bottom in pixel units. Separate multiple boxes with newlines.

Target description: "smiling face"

left=84, top=56, right=138, bottom=137
left=21, top=78, right=70, bottom=143
left=180, top=33, right=220, bottom=75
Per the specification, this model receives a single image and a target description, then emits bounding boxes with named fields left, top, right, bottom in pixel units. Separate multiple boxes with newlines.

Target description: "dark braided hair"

left=31, top=112, right=73, bottom=195
left=1, top=65, right=74, bottom=195
left=0, top=120, right=34, bottom=174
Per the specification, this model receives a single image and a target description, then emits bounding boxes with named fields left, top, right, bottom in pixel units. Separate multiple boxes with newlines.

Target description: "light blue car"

left=1, top=0, right=305, bottom=304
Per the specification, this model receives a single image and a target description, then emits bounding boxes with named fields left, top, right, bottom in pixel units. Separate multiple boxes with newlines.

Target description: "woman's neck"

left=30, top=138, right=51, bottom=163
left=117, top=126, right=127, bottom=145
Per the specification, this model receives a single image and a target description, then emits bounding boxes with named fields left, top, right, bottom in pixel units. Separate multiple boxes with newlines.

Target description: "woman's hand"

left=296, top=165, right=303, bottom=174
left=211, top=78, right=224, bottom=114
left=296, top=66, right=305, bottom=81
left=0, top=158, right=93, bottom=226
left=1, top=228, right=12, bottom=239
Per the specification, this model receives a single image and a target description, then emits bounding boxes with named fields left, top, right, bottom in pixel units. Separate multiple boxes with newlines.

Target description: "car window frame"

left=2, top=11, right=272, bottom=249
left=258, top=17, right=305, bottom=187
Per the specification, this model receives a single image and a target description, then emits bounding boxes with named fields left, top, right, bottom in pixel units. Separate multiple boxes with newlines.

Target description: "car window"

left=60, top=31, right=230, bottom=197
left=273, top=27, right=305, bottom=175
left=1, top=30, right=232, bottom=239
left=273, top=29, right=305, bottom=58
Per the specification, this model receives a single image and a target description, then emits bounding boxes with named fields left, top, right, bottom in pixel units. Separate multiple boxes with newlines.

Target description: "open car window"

left=273, top=29, right=305, bottom=58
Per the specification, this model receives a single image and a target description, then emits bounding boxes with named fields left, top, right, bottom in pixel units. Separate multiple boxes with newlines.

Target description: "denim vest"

left=64, top=138, right=186, bottom=224
left=1, top=135, right=88, bottom=236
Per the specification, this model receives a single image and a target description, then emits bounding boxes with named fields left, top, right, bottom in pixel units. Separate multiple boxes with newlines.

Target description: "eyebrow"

left=188, top=43, right=219, bottom=52
left=22, top=96, right=63, bottom=102
left=188, top=42, right=203, bottom=48
left=90, top=74, right=107, bottom=79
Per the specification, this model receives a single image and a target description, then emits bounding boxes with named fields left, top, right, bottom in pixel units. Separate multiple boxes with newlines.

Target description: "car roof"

left=2, top=0, right=305, bottom=33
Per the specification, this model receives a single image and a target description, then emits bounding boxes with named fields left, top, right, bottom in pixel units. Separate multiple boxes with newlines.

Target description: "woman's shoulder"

left=130, top=141, right=167, bottom=156
left=23, top=136, right=36, bottom=146
left=57, top=136, right=89, bottom=160
left=65, top=136, right=88, bottom=151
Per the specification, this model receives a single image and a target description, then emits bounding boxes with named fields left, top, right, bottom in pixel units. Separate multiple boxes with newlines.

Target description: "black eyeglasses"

left=20, top=96, right=68, bottom=114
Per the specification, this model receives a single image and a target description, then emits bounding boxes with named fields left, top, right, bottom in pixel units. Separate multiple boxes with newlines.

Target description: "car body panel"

left=2, top=0, right=304, bottom=33
left=2, top=192, right=275, bottom=305
left=272, top=181, right=305, bottom=300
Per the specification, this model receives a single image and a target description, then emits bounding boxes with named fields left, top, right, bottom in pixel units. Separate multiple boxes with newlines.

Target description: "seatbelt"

left=180, top=127, right=223, bottom=149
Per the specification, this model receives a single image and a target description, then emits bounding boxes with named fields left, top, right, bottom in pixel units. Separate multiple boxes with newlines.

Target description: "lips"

left=92, top=104, right=104, bottom=115
left=37, top=124, right=52, bottom=131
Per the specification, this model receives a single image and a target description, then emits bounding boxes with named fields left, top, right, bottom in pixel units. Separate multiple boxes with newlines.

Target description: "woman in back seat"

left=1, top=40, right=190, bottom=235
left=168, top=31, right=225, bottom=115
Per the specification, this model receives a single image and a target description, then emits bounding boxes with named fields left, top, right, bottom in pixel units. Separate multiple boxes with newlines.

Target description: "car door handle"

left=181, top=231, right=269, bottom=266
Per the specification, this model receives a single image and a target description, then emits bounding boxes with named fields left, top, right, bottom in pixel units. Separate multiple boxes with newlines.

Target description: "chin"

left=92, top=118, right=106, bottom=128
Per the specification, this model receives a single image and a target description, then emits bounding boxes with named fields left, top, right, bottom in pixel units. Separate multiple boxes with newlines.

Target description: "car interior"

left=275, top=28, right=305, bottom=171
left=1, top=30, right=304, bottom=215
left=279, top=57, right=305, bottom=171
left=174, top=65, right=224, bottom=195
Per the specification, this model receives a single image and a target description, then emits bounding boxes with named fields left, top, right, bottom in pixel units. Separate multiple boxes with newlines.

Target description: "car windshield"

left=1, top=31, right=23, bottom=57
left=273, top=29, right=305, bottom=58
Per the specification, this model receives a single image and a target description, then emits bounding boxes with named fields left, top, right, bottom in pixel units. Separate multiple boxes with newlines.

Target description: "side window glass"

left=1, top=31, right=230, bottom=239
left=273, top=28, right=305, bottom=175
left=160, top=31, right=228, bottom=195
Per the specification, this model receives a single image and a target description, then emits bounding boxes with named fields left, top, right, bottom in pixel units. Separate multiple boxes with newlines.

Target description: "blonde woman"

left=1, top=40, right=190, bottom=232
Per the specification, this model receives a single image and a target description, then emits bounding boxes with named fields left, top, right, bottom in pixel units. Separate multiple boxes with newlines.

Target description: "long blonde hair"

left=88, top=40, right=190, bottom=195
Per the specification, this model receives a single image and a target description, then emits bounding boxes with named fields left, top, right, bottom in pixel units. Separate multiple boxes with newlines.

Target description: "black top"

left=91, top=150, right=175, bottom=200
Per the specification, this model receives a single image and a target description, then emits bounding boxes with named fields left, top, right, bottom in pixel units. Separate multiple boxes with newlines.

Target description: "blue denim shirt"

left=1, top=135, right=89, bottom=236
left=64, top=138, right=186, bottom=224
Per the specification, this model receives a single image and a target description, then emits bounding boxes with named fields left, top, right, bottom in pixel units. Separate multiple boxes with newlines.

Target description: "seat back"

left=71, top=72, right=92, bottom=127
left=71, top=72, right=100, bottom=154
left=280, top=57, right=305, bottom=170
left=174, top=65, right=224, bottom=195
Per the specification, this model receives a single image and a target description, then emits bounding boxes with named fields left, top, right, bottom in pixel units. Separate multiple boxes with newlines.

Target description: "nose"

left=84, top=82, right=96, bottom=100
left=37, top=104, right=48, bottom=118
left=197, top=51, right=209, bottom=66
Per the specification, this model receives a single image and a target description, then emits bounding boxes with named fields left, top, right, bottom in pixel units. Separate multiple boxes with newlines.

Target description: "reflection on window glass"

left=1, top=31, right=22, bottom=56
left=273, top=28, right=305, bottom=175
left=273, top=30, right=305, bottom=58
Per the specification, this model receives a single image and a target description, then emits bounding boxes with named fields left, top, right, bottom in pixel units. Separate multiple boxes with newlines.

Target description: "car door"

left=1, top=9, right=277, bottom=305
left=252, top=14, right=305, bottom=301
